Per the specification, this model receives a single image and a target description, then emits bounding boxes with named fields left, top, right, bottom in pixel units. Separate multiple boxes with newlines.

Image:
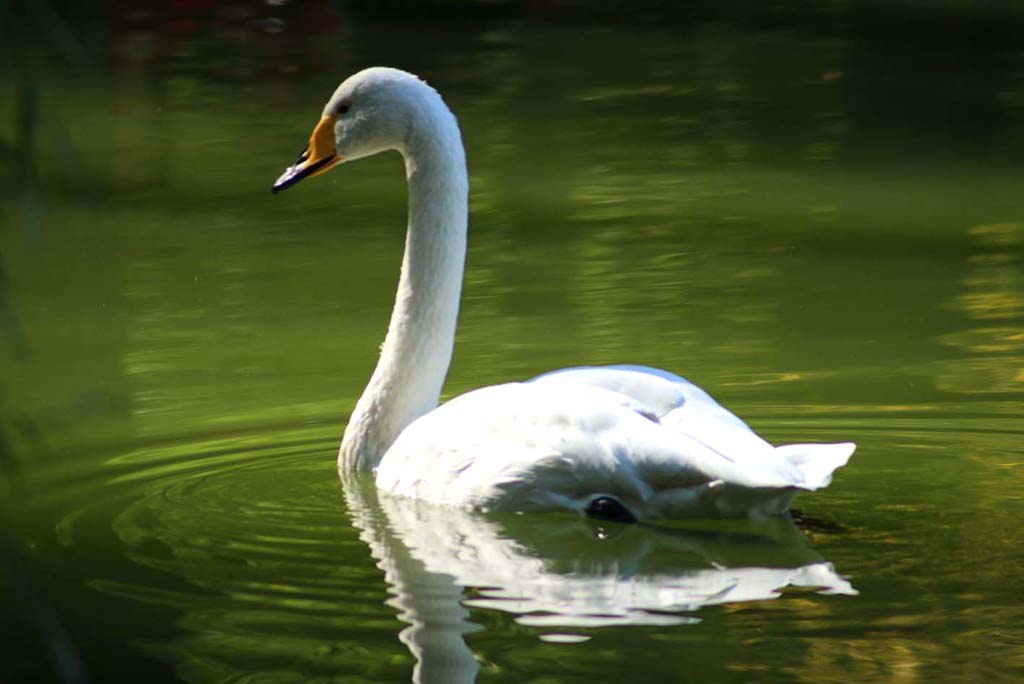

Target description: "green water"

left=3, top=4, right=1024, bottom=683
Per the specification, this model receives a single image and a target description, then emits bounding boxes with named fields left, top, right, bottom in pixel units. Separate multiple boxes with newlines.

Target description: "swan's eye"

left=337, top=103, right=351, bottom=115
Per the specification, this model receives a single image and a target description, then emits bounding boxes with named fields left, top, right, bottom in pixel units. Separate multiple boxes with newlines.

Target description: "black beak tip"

left=272, top=147, right=311, bottom=195
left=271, top=167, right=299, bottom=195
left=270, top=152, right=335, bottom=196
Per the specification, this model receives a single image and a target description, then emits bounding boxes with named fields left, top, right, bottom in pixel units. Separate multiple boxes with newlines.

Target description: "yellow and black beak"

left=271, top=115, right=341, bottom=194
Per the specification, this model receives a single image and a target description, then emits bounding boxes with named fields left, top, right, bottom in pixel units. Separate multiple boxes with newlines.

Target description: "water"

left=3, top=3, right=1024, bottom=682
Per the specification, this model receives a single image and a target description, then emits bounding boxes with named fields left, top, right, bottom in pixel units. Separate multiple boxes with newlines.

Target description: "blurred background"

left=2, top=1, right=1023, bottom=682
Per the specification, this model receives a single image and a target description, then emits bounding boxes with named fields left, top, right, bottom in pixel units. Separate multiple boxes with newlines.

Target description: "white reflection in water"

left=343, top=478, right=856, bottom=684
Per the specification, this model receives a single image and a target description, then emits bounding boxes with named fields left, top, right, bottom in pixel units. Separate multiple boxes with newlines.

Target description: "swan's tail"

left=774, top=442, right=856, bottom=490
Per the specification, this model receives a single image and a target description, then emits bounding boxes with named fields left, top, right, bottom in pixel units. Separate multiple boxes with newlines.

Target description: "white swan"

left=273, top=67, right=855, bottom=519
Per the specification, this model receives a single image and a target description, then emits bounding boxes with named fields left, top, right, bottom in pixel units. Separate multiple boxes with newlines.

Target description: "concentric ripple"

left=32, top=402, right=1024, bottom=684
left=50, top=422, right=416, bottom=683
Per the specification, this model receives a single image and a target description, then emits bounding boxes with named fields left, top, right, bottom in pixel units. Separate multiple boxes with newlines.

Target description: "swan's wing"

left=374, top=382, right=805, bottom=518
left=528, top=365, right=855, bottom=490
left=528, top=365, right=774, bottom=457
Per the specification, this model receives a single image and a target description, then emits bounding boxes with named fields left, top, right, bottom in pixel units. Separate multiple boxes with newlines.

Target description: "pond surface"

left=3, top=4, right=1024, bottom=683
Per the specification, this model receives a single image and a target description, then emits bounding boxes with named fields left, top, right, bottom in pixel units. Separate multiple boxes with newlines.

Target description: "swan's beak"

left=271, top=115, right=342, bottom=194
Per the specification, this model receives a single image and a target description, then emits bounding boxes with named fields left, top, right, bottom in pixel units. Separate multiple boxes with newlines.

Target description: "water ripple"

left=36, top=404, right=1024, bottom=683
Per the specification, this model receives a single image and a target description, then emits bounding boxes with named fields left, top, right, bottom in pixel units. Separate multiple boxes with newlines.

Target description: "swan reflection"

left=343, top=478, right=856, bottom=684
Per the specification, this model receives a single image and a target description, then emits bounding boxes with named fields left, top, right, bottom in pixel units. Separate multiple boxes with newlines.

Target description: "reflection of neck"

left=343, top=480, right=480, bottom=684
left=338, top=107, right=468, bottom=471
left=398, top=569, right=481, bottom=684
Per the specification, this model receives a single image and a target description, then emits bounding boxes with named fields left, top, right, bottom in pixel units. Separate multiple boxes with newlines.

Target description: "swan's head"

left=272, top=67, right=451, bottom=193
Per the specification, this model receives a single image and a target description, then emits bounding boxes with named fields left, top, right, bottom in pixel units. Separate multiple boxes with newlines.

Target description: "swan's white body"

left=275, top=67, right=854, bottom=519
left=377, top=366, right=854, bottom=518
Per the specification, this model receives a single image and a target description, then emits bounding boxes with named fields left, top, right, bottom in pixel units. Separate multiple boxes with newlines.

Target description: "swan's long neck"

left=339, top=105, right=468, bottom=471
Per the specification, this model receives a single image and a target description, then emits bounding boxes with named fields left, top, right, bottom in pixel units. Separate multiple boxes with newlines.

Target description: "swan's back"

left=374, top=367, right=854, bottom=519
